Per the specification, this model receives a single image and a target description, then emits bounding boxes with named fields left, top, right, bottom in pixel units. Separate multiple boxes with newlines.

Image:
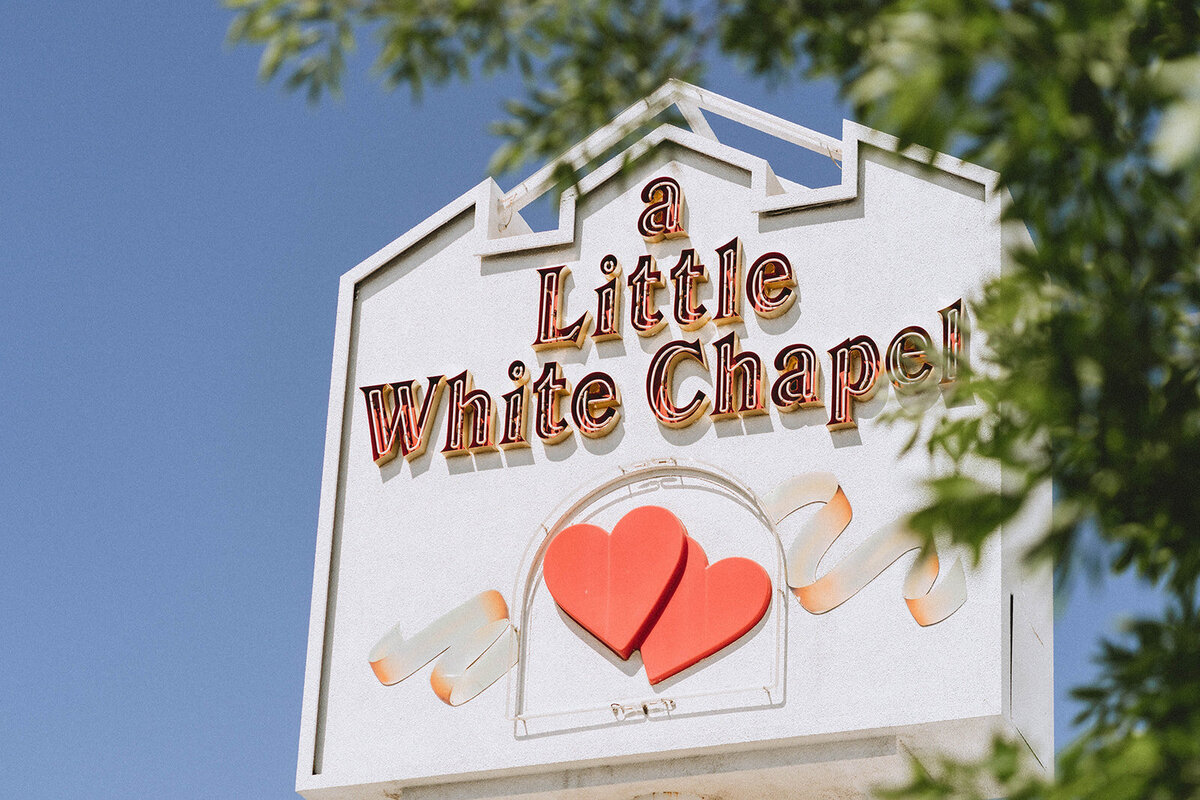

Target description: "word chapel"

left=361, top=176, right=965, bottom=467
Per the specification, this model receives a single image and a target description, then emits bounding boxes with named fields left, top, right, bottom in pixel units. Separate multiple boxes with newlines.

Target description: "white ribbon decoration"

left=369, top=590, right=518, bottom=705
left=368, top=469, right=963, bottom=712
left=763, top=472, right=966, bottom=626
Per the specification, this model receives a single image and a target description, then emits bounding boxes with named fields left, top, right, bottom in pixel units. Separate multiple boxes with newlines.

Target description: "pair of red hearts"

left=542, top=506, right=771, bottom=685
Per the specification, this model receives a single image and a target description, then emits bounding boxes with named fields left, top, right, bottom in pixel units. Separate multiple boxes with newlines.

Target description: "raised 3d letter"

left=745, top=251, right=796, bottom=319
left=592, top=255, right=622, bottom=341
left=571, top=372, right=622, bottom=438
left=442, top=371, right=495, bottom=455
left=637, top=176, right=686, bottom=241
left=713, top=237, right=743, bottom=325
left=938, top=298, right=966, bottom=385
left=886, top=326, right=935, bottom=392
left=533, top=361, right=572, bottom=443
left=771, top=344, right=822, bottom=411
left=533, top=265, right=590, bottom=350
left=646, top=339, right=709, bottom=427
left=827, top=336, right=881, bottom=430
left=498, top=360, right=530, bottom=449
left=628, top=254, right=666, bottom=336
left=670, top=248, right=710, bottom=331
left=711, top=332, right=766, bottom=418
left=360, top=376, right=444, bottom=466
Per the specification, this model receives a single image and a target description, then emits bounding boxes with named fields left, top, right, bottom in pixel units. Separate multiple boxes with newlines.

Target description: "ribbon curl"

left=369, top=590, right=518, bottom=705
left=763, top=472, right=965, bottom=626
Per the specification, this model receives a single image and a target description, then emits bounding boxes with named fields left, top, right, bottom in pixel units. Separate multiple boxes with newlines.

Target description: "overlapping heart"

left=542, top=505, right=771, bottom=684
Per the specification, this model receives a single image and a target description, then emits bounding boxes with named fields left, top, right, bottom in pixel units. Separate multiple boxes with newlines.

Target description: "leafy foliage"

left=226, top=0, right=1200, bottom=796
left=884, top=589, right=1200, bottom=799
left=224, top=0, right=706, bottom=173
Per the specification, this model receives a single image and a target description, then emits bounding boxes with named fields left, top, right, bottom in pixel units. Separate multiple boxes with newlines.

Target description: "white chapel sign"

left=297, top=81, right=1052, bottom=800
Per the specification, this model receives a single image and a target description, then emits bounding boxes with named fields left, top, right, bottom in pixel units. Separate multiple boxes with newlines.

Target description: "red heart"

left=543, top=506, right=688, bottom=659
left=639, top=536, right=772, bottom=685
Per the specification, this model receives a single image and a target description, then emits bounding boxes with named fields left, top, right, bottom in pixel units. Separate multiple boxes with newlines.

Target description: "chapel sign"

left=296, top=81, right=1052, bottom=800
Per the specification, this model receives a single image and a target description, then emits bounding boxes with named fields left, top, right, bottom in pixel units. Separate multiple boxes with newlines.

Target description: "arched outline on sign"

left=506, top=458, right=788, bottom=738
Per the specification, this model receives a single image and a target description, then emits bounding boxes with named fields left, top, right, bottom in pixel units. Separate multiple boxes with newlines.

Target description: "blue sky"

left=0, top=5, right=1164, bottom=798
